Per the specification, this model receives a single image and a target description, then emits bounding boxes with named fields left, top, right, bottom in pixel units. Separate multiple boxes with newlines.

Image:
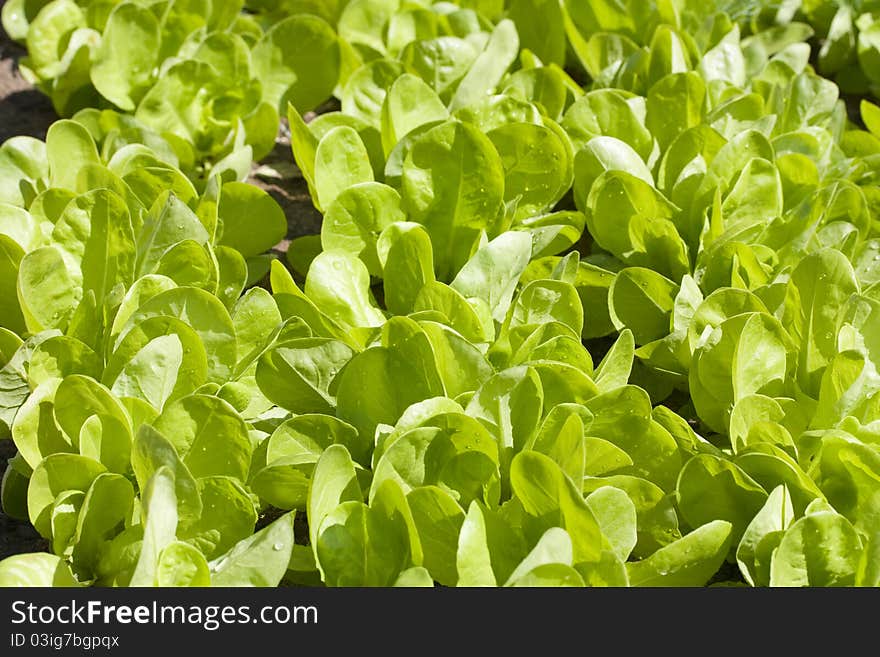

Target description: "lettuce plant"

left=0, top=0, right=877, bottom=588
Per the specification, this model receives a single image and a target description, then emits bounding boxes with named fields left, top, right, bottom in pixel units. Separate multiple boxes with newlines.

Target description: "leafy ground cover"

left=0, top=0, right=878, bottom=587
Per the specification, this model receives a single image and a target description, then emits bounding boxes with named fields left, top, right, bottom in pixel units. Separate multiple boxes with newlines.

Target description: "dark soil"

left=0, top=26, right=323, bottom=561
left=0, top=440, right=48, bottom=560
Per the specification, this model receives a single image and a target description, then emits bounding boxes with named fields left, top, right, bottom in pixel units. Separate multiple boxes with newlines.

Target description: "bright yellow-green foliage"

left=0, top=0, right=877, bottom=588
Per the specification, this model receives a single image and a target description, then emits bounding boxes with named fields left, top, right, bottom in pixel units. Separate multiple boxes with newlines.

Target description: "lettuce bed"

left=0, top=0, right=878, bottom=588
